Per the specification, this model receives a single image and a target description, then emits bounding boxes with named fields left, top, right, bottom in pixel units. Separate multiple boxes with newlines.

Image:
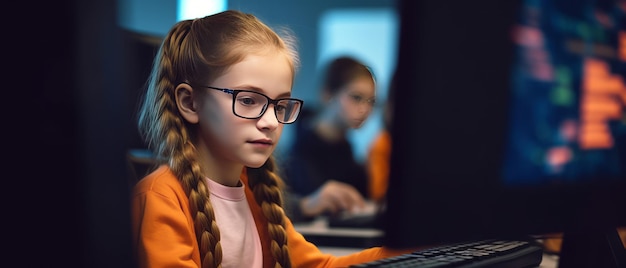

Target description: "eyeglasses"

left=199, top=85, right=304, bottom=124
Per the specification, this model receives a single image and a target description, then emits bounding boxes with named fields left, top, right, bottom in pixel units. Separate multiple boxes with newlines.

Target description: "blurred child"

left=283, top=56, right=376, bottom=220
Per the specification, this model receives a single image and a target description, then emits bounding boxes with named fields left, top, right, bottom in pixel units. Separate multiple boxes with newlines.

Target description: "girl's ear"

left=175, top=83, right=199, bottom=124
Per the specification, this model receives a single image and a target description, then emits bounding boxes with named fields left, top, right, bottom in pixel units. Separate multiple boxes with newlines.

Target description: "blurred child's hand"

left=300, top=180, right=366, bottom=217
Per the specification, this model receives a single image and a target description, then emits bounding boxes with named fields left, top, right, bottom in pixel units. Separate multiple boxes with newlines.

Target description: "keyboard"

left=350, top=238, right=543, bottom=267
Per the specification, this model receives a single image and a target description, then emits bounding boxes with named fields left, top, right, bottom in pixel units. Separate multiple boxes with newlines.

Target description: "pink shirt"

left=205, top=178, right=263, bottom=268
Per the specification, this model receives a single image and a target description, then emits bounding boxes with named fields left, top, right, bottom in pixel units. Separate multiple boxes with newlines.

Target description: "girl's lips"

left=249, top=139, right=273, bottom=145
left=248, top=140, right=274, bottom=149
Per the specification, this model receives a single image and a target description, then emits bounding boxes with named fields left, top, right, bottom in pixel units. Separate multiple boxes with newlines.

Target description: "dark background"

left=12, top=0, right=133, bottom=267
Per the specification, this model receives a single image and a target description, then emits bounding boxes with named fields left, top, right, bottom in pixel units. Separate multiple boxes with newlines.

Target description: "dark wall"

left=121, top=32, right=161, bottom=150
left=13, top=0, right=135, bottom=267
left=75, top=1, right=135, bottom=266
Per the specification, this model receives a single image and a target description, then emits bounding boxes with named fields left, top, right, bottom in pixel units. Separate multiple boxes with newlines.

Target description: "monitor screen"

left=384, top=0, right=626, bottom=258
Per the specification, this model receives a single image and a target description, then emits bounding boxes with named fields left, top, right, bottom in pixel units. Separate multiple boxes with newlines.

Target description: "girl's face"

left=337, top=76, right=376, bottom=129
left=196, top=52, right=294, bottom=170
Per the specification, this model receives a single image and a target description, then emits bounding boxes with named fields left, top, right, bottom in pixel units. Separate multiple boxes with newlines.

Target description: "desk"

left=294, top=217, right=559, bottom=267
left=293, top=216, right=383, bottom=248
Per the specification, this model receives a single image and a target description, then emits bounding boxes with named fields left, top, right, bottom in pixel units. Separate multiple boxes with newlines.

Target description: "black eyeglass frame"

left=196, top=85, right=304, bottom=124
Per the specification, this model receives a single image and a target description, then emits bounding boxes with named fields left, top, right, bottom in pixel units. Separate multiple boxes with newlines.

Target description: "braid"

left=248, top=156, right=292, bottom=268
left=139, top=19, right=223, bottom=268
left=172, top=141, right=223, bottom=268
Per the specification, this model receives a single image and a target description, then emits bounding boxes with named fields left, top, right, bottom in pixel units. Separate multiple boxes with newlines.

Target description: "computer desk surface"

left=293, top=216, right=559, bottom=268
left=293, top=216, right=384, bottom=248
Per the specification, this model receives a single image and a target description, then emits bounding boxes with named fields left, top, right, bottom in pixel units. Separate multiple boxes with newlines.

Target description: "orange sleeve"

left=541, top=233, right=564, bottom=254
left=131, top=166, right=201, bottom=268
left=285, top=216, right=416, bottom=268
left=366, top=130, right=392, bottom=202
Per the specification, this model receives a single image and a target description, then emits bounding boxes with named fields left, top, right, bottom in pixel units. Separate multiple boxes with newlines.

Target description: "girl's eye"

left=349, top=93, right=375, bottom=106
left=238, top=97, right=257, bottom=106
left=351, top=94, right=364, bottom=102
left=275, top=104, right=287, bottom=113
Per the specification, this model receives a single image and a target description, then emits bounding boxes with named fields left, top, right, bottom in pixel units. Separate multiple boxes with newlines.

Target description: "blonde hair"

left=137, top=10, right=299, bottom=268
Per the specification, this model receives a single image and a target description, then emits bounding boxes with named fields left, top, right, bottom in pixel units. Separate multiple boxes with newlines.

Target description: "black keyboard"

left=350, top=239, right=543, bottom=267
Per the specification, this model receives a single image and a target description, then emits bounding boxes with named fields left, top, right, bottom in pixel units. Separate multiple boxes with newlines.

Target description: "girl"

left=131, top=10, right=408, bottom=268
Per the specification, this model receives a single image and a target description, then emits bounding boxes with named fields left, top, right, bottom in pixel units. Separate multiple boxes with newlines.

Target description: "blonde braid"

left=172, top=141, right=223, bottom=268
left=248, top=157, right=292, bottom=268
left=139, top=20, right=223, bottom=268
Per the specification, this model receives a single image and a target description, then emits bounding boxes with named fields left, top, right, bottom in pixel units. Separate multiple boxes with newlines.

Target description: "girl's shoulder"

left=133, top=165, right=185, bottom=198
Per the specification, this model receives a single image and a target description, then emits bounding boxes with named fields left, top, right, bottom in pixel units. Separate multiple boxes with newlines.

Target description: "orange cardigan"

left=131, top=165, right=412, bottom=268
left=542, top=229, right=626, bottom=254
left=366, top=130, right=392, bottom=203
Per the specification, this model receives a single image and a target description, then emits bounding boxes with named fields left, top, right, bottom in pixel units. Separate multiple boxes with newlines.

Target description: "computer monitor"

left=384, top=0, right=626, bottom=265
